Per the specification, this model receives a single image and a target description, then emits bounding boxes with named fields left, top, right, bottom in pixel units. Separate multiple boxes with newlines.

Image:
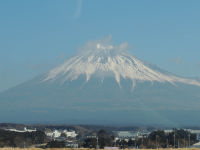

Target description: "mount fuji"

left=1, top=38, right=200, bottom=126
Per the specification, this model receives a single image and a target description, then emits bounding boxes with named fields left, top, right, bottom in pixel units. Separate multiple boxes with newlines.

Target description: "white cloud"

left=77, top=35, right=129, bottom=56
left=56, top=54, right=65, bottom=61
left=170, top=56, right=182, bottom=64
left=73, top=0, right=82, bottom=20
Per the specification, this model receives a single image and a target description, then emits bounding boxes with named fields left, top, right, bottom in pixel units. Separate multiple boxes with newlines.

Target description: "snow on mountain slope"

left=1, top=37, right=200, bottom=125
left=43, top=38, right=200, bottom=87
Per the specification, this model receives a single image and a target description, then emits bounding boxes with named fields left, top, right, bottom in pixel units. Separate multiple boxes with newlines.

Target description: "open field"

left=0, top=148, right=200, bottom=150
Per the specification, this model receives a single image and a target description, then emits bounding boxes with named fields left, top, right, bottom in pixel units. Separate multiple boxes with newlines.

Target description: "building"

left=52, top=130, right=62, bottom=138
left=45, top=129, right=62, bottom=138
left=5, top=127, right=36, bottom=133
left=164, top=129, right=200, bottom=141
left=114, top=131, right=139, bottom=141
left=185, top=129, right=200, bottom=141
left=45, top=129, right=78, bottom=139
left=63, top=130, right=77, bottom=138
left=114, top=130, right=150, bottom=140
left=65, top=141, right=79, bottom=148
left=190, top=142, right=200, bottom=148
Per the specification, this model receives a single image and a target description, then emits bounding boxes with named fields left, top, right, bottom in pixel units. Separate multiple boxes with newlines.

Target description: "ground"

left=0, top=148, right=200, bottom=150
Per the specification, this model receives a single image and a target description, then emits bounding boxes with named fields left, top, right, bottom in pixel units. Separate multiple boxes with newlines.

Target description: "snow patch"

left=43, top=37, right=200, bottom=88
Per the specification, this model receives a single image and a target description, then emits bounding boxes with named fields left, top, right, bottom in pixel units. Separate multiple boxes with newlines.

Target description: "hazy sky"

left=0, top=0, right=200, bottom=92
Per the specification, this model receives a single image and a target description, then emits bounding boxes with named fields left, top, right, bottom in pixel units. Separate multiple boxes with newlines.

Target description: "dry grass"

left=0, top=148, right=200, bottom=150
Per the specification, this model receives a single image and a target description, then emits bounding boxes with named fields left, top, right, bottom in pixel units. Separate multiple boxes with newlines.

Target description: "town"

left=0, top=124, right=200, bottom=149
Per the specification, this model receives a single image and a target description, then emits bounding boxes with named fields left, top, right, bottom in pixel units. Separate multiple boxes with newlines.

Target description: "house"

left=65, top=141, right=79, bottom=148
left=63, top=130, right=77, bottom=138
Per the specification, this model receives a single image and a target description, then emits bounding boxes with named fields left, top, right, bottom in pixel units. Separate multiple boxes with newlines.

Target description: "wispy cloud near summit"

left=77, top=36, right=129, bottom=56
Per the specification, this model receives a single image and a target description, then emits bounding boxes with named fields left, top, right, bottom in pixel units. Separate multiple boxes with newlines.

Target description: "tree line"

left=0, top=129, right=47, bottom=148
left=83, top=129, right=197, bottom=149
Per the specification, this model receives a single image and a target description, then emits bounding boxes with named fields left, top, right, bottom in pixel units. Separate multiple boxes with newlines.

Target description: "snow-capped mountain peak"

left=43, top=38, right=200, bottom=87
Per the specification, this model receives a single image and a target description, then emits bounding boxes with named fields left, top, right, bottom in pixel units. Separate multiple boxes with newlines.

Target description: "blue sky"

left=0, top=0, right=200, bottom=92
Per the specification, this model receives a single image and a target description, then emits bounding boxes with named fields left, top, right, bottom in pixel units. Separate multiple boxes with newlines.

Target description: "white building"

left=45, top=129, right=77, bottom=139
left=52, top=130, right=62, bottom=138
left=115, top=131, right=139, bottom=140
left=63, top=130, right=77, bottom=138
left=65, top=140, right=79, bottom=148
left=5, top=127, right=36, bottom=133
left=185, top=129, right=200, bottom=141
left=164, top=129, right=173, bottom=134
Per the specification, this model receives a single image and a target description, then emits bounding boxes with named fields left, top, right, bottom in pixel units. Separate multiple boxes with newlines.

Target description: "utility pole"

left=142, top=135, right=144, bottom=148
left=178, top=139, right=179, bottom=148
left=188, top=132, right=191, bottom=147
left=166, top=139, right=168, bottom=148
left=184, top=136, right=186, bottom=148
left=174, top=131, right=176, bottom=148
left=156, top=135, right=158, bottom=149
left=96, top=137, right=99, bottom=149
